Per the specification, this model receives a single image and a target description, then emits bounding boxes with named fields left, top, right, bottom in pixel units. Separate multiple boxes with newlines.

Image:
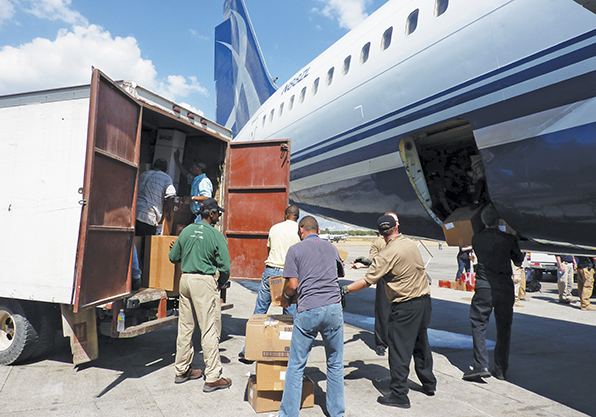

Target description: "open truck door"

left=64, top=69, right=142, bottom=364
left=223, top=139, right=291, bottom=281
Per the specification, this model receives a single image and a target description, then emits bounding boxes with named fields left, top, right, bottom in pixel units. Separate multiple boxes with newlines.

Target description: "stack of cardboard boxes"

left=244, top=314, right=314, bottom=413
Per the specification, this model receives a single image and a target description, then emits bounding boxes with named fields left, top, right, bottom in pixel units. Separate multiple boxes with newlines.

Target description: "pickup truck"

left=526, top=252, right=558, bottom=281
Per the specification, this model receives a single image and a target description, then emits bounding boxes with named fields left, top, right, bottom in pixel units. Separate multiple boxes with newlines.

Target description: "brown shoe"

left=203, top=377, right=232, bottom=392
left=581, top=305, right=596, bottom=311
left=175, top=368, right=204, bottom=384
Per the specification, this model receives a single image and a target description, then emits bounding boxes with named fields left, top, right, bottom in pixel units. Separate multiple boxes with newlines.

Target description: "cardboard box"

left=256, top=360, right=287, bottom=391
left=247, top=374, right=314, bottom=413
left=337, top=247, right=348, bottom=263
left=245, top=315, right=293, bottom=361
left=142, top=235, right=182, bottom=292
left=269, top=276, right=284, bottom=307
left=442, top=206, right=484, bottom=247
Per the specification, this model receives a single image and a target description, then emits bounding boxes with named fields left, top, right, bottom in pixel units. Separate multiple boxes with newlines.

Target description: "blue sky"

left=0, top=0, right=384, bottom=122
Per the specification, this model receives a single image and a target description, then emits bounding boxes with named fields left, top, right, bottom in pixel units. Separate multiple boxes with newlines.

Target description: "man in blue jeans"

left=239, top=206, right=300, bottom=362
left=279, top=215, right=345, bottom=417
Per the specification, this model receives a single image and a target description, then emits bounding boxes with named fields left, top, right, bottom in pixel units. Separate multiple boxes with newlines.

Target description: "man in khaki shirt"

left=343, top=214, right=436, bottom=409
left=350, top=212, right=398, bottom=356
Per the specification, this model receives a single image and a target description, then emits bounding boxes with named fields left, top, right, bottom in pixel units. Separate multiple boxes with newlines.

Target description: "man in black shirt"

left=463, top=205, right=524, bottom=382
left=575, top=256, right=596, bottom=311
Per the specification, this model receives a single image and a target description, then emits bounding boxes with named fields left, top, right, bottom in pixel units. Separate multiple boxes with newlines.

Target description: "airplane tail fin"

left=214, top=0, right=278, bottom=135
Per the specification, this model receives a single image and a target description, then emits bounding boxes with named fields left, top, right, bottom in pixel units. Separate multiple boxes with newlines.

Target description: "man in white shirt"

left=239, top=205, right=300, bottom=362
left=135, top=158, right=176, bottom=236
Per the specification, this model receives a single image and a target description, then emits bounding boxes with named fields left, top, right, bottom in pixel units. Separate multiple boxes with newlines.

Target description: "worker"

left=173, top=149, right=212, bottom=222
left=168, top=198, right=232, bottom=392
left=466, top=205, right=524, bottom=381
left=135, top=158, right=176, bottom=236
left=239, top=205, right=300, bottom=363
left=278, top=215, right=345, bottom=417
left=343, top=214, right=436, bottom=409
left=350, top=212, right=399, bottom=356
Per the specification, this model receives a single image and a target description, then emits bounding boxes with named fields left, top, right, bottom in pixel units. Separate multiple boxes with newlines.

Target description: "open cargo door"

left=223, top=139, right=291, bottom=281
left=72, top=69, right=142, bottom=312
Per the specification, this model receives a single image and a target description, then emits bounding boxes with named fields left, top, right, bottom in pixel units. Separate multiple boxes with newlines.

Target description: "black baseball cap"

left=377, top=214, right=396, bottom=231
left=201, top=198, right=225, bottom=212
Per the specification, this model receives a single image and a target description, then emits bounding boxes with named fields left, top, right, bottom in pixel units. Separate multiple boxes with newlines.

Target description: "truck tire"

left=23, top=302, right=60, bottom=359
left=0, top=299, right=38, bottom=365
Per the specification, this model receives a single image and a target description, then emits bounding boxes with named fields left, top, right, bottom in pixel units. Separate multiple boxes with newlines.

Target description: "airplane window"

left=381, top=27, right=393, bottom=51
left=279, top=102, right=284, bottom=117
left=406, top=9, right=419, bottom=35
left=360, top=42, right=371, bottom=64
left=342, top=56, right=351, bottom=75
left=289, top=95, right=295, bottom=111
left=299, top=87, right=306, bottom=103
left=262, top=115, right=266, bottom=127
left=269, top=108, right=275, bottom=123
left=435, top=0, right=448, bottom=16
left=326, top=67, right=334, bottom=86
left=312, top=77, right=320, bottom=96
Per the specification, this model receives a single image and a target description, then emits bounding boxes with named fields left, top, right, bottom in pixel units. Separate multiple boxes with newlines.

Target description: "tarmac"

left=1, top=241, right=595, bottom=416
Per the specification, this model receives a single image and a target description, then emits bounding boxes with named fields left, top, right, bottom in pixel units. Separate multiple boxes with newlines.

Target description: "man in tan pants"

left=169, top=198, right=232, bottom=392
left=575, top=256, right=596, bottom=311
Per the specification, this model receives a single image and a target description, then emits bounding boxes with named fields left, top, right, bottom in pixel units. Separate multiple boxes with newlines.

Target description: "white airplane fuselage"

left=220, top=0, right=596, bottom=250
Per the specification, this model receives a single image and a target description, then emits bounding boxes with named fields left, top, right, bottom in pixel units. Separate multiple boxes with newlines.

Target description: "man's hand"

left=350, top=262, right=368, bottom=269
left=279, top=293, right=290, bottom=308
left=169, top=238, right=177, bottom=250
left=340, top=285, right=350, bottom=296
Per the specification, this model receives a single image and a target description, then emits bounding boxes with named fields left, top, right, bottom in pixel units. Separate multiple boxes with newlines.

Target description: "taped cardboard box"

left=248, top=374, right=314, bottom=413
left=245, top=314, right=293, bottom=361
left=256, top=360, right=287, bottom=391
left=142, top=235, right=182, bottom=292
left=269, top=276, right=284, bottom=307
left=442, top=206, right=484, bottom=247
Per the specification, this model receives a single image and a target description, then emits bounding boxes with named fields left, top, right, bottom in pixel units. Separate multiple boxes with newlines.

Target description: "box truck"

left=0, top=69, right=291, bottom=365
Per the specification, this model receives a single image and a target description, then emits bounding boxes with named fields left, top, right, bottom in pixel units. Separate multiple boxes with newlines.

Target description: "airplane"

left=214, top=0, right=596, bottom=253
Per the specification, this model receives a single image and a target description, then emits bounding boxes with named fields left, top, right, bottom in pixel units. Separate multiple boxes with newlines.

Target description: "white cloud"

left=313, top=0, right=371, bottom=30
left=21, top=0, right=87, bottom=25
left=0, top=0, right=16, bottom=27
left=0, top=24, right=209, bottom=110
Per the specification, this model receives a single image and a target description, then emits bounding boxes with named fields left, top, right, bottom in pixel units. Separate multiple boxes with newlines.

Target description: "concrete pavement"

left=0, top=241, right=594, bottom=416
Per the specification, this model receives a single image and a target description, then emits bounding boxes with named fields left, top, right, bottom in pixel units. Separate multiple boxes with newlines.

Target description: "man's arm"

left=174, top=149, right=191, bottom=178
left=280, top=277, right=299, bottom=308
left=168, top=237, right=181, bottom=263
left=215, top=233, right=231, bottom=288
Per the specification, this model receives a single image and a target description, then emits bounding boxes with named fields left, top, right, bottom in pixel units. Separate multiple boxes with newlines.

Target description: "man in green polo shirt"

left=169, top=198, right=232, bottom=392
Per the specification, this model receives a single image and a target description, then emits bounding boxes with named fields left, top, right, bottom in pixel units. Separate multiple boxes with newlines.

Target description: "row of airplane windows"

left=262, top=0, right=450, bottom=128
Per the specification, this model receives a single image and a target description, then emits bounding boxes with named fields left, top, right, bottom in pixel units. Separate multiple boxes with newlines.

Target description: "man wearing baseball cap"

left=169, top=197, right=232, bottom=392
left=342, top=214, right=436, bottom=408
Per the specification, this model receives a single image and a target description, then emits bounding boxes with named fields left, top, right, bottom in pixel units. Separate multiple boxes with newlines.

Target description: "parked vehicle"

left=526, top=252, right=558, bottom=281
left=0, top=69, right=291, bottom=365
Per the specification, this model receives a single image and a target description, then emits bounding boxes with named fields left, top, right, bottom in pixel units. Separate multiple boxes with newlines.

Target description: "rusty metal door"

left=72, top=69, right=142, bottom=311
left=223, top=139, right=291, bottom=281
